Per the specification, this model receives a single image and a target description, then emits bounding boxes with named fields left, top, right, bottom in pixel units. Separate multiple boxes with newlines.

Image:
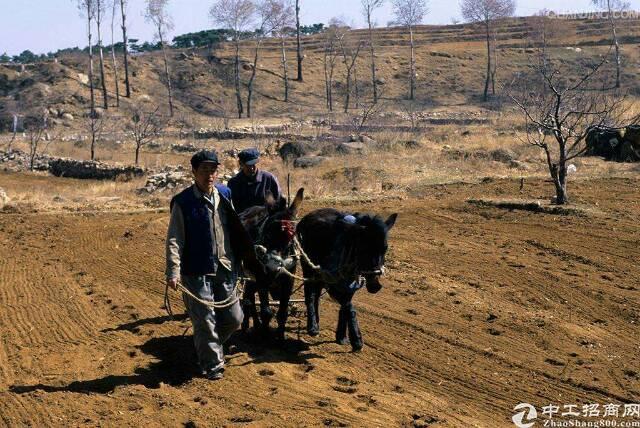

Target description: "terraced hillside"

left=2, top=16, right=640, bottom=129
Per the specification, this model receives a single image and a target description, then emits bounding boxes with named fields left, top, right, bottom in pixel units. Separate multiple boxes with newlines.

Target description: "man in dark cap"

left=227, top=148, right=282, bottom=214
left=166, top=150, right=265, bottom=380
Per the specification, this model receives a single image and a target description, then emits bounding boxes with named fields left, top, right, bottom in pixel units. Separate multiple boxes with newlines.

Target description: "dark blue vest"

left=215, top=183, right=232, bottom=203
left=171, top=184, right=232, bottom=276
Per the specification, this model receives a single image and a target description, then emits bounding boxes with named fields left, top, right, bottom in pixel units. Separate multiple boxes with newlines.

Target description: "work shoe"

left=204, top=367, right=225, bottom=380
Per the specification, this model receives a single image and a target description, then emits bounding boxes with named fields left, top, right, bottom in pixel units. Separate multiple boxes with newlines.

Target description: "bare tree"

left=175, top=112, right=199, bottom=142
left=339, top=34, right=365, bottom=113
left=246, top=0, right=282, bottom=118
left=362, top=0, right=384, bottom=104
left=528, top=10, right=567, bottom=56
left=351, top=88, right=385, bottom=134
left=460, top=0, right=515, bottom=101
left=96, top=0, right=109, bottom=109
left=129, top=106, right=166, bottom=165
left=77, top=0, right=97, bottom=117
left=323, top=19, right=348, bottom=112
left=211, top=0, right=255, bottom=119
left=295, top=0, right=303, bottom=81
left=146, top=0, right=175, bottom=117
left=270, top=0, right=295, bottom=102
left=592, top=0, right=628, bottom=89
left=84, top=109, right=108, bottom=161
left=509, top=51, right=639, bottom=204
left=392, top=0, right=427, bottom=100
left=25, top=114, right=50, bottom=171
left=110, top=0, right=121, bottom=107
left=400, top=99, right=420, bottom=130
left=119, top=0, right=132, bottom=97
left=527, top=8, right=572, bottom=91
left=7, top=114, right=19, bottom=153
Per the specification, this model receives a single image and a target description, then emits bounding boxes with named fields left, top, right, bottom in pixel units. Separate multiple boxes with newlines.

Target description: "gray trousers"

left=182, top=265, right=243, bottom=373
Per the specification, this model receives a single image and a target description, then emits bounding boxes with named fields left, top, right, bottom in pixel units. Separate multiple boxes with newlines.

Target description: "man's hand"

left=167, top=277, right=179, bottom=291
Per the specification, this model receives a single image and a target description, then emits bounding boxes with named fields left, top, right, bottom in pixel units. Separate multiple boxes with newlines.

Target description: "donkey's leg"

left=329, top=288, right=350, bottom=345
left=242, top=281, right=260, bottom=332
left=275, top=278, right=293, bottom=342
left=313, top=290, right=321, bottom=327
left=304, top=281, right=320, bottom=336
left=345, top=300, right=363, bottom=352
left=336, top=304, right=349, bottom=345
left=257, top=285, right=273, bottom=336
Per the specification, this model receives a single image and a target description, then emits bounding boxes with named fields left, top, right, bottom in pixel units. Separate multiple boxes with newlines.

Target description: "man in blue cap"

left=227, top=148, right=282, bottom=214
left=166, top=150, right=266, bottom=380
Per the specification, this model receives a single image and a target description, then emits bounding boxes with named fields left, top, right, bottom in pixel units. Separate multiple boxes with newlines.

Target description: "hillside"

left=2, top=15, right=640, bottom=131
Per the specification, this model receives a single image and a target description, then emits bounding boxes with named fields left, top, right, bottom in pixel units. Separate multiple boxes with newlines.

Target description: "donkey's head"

left=244, top=188, right=304, bottom=275
left=341, top=213, right=397, bottom=294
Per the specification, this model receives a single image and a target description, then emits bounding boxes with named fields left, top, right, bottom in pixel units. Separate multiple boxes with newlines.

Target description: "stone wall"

left=48, top=158, right=145, bottom=180
left=0, top=150, right=145, bottom=180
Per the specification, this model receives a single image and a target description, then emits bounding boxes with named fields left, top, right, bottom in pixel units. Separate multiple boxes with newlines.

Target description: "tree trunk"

left=90, top=118, right=96, bottom=161
left=409, top=25, right=415, bottom=100
left=295, top=0, right=303, bottom=82
left=96, top=3, right=109, bottom=110
left=281, top=37, right=289, bottom=102
left=354, top=66, right=360, bottom=108
left=342, top=46, right=357, bottom=113
left=234, top=40, right=243, bottom=119
left=551, top=163, right=568, bottom=204
left=135, top=144, right=140, bottom=165
left=608, top=2, right=621, bottom=88
left=324, top=48, right=332, bottom=111
left=159, top=28, right=174, bottom=117
left=328, top=69, right=334, bottom=111
left=247, top=39, right=262, bottom=118
left=344, top=67, right=351, bottom=113
left=547, top=141, right=569, bottom=204
left=8, top=115, right=17, bottom=153
left=110, top=0, right=120, bottom=107
left=109, top=45, right=120, bottom=108
left=120, top=0, right=131, bottom=98
left=30, top=146, right=36, bottom=171
left=483, top=20, right=491, bottom=102
left=491, top=30, right=497, bottom=95
left=367, top=8, right=378, bottom=104
left=87, top=5, right=96, bottom=117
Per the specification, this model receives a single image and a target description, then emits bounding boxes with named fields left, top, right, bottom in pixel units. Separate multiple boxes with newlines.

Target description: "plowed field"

left=0, top=176, right=638, bottom=427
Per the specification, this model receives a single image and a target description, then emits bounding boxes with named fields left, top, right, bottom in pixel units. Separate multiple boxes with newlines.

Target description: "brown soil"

left=0, top=176, right=638, bottom=426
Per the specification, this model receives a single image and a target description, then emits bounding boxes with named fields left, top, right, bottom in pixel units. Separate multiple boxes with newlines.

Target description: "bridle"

left=254, top=215, right=300, bottom=279
left=358, top=266, right=387, bottom=276
left=324, top=229, right=387, bottom=287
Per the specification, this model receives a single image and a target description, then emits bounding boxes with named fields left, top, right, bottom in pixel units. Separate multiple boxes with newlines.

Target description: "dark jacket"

left=227, top=169, right=281, bottom=214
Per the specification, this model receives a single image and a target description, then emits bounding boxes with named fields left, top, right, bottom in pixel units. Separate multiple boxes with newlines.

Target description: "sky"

left=2, top=0, right=640, bottom=56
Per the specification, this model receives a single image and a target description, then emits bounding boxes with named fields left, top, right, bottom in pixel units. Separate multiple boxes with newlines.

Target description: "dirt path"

left=0, top=177, right=638, bottom=427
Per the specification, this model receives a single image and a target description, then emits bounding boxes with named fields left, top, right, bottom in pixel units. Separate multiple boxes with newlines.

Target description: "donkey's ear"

left=385, top=213, right=398, bottom=230
left=288, top=188, right=304, bottom=217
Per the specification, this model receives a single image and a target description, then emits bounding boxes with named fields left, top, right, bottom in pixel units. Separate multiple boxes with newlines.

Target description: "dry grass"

left=4, top=111, right=639, bottom=212
left=0, top=170, right=147, bottom=213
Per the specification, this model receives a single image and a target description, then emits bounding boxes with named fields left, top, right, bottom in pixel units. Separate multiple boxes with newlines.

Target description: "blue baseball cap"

left=238, top=148, right=260, bottom=165
left=191, top=150, right=219, bottom=169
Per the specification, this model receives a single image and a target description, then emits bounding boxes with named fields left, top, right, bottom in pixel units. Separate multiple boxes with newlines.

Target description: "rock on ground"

left=0, top=187, right=8, bottom=208
left=293, top=156, right=326, bottom=168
